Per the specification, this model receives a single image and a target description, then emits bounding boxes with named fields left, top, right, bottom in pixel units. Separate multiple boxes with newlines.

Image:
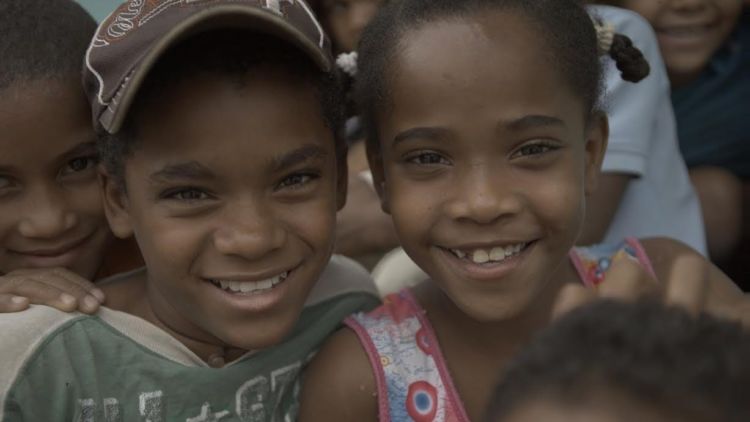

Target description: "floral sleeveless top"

left=344, top=238, right=656, bottom=422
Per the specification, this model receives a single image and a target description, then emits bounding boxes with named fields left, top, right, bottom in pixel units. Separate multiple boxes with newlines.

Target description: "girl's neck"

left=414, top=257, right=580, bottom=354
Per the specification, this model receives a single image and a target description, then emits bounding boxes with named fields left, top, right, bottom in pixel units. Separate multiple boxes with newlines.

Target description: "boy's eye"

left=406, top=151, right=450, bottom=166
left=511, top=142, right=559, bottom=159
left=276, top=173, right=318, bottom=190
left=61, top=155, right=98, bottom=176
left=164, top=188, right=211, bottom=202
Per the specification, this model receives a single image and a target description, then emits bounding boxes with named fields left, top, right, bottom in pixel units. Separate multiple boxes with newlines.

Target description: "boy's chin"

left=214, top=313, right=300, bottom=351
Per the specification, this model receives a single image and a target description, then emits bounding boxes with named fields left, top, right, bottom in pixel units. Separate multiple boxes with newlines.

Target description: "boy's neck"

left=102, top=271, right=248, bottom=367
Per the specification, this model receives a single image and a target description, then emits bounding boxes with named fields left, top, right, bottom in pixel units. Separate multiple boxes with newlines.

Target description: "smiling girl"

left=299, top=1, right=750, bottom=420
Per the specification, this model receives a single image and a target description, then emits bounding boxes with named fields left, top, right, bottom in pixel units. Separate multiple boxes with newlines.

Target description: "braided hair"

left=609, top=33, right=651, bottom=83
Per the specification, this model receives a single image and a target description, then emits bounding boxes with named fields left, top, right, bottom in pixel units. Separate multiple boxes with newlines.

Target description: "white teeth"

left=213, top=271, right=288, bottom=294
left=472, top=249, right=490, bottom=264
left=451, top=243, right=527, bottom=264
left=489, top=247, right=505, bottom=261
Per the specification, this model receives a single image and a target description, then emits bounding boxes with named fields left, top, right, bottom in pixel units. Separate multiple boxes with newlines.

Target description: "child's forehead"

left=384, top=15, right=583, bottom=125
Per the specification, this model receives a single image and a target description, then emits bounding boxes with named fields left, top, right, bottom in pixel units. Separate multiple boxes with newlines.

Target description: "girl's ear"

left=98, top=166, right=135, bottom=239
left=584, top=112, right=609, bottom=196
left=365, top=141, right=391, bottom=214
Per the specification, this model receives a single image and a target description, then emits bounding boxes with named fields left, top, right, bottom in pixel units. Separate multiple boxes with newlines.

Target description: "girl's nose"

left=444, top=165, right=523, bottom=225
left=18, top=188, right=77, bottom=239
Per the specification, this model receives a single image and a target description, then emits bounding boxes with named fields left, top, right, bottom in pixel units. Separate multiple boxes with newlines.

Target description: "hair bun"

left=609, top=33, right=650, bottom=83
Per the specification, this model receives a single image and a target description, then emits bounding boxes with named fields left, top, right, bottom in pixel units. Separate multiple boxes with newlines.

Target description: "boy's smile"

left=0, top=80, right=112, bottom=278
left=103, top=66, right=342, bottom=351
left=615, top=0, right=743, bottom=86
left=372, top=12, right=607, bottom=322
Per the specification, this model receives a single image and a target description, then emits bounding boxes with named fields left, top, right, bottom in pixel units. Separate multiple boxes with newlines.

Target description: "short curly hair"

left=98, top=30, right=345, bottom=187
left=488, top=300, right=750, bottom=422
left=0, top=0, right=96, bottom=90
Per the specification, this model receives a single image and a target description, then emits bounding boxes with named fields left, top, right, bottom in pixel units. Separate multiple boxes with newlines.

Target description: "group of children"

left=0, top=0, right=749, bottom=421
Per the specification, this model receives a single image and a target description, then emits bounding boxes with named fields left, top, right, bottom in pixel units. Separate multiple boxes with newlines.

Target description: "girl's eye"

left=61, top=155, right=98, bottom=175
left=164, top=188, right=210, bottom=202
left=0, top=176, right=9, bottom=190
left=277, top=173, right=317, bottom=190
left=512, top=142, right=558, bottom=158
left=407, top=152, right=450, bottom=166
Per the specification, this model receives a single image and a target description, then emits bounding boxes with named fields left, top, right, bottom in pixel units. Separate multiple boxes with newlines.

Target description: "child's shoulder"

left=299, top=327, right=378, bottom=422
left=0, top=306, right=92, bottom=413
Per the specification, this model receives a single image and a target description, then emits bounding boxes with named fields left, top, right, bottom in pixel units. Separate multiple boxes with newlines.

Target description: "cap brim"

left=106, top=5, right=330, bottom=133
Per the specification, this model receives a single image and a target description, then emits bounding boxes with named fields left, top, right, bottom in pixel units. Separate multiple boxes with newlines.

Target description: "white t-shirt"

left=592, top=5, right=707, bottom=255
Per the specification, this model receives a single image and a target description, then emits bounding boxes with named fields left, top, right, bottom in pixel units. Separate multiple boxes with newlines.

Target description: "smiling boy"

left=0, top=1, right=378, bottom=420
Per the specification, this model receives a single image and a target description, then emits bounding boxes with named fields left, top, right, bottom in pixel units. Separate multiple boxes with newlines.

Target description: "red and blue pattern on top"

left=345, top=238, right=655, bottom=422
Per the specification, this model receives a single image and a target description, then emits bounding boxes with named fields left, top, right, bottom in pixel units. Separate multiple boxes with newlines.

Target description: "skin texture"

left=0, top=80, right=113, bottom=280
left=300, top=8, right=750, bottom=422
left=319, top=0, right=384, bottom=52
left=100, top=67, right=344, bottom=362
left=609, top=0, right=743, bottom=87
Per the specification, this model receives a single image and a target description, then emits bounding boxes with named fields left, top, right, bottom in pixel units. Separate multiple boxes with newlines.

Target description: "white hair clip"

left=594, top=21, right=616, bottom=56
left=336, top=51, right=358, bottom=77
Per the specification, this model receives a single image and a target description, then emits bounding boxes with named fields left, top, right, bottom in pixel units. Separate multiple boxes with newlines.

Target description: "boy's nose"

left=18, top=188, right=77, bottom=239
left=444, top=166, right=523, bottom=224
left=212, top=203, right=287, bottom=260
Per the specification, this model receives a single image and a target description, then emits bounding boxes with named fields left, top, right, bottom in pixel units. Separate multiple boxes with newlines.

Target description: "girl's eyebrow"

left=503, top=115, right=566, bottom=132
left=392, top=127, right=450, bottom=147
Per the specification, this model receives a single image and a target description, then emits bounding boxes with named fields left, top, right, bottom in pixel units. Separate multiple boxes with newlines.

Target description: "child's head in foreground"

left=488, top=300, right=750, bottom=422
left=85, top=0, right=346, bottom=350
left=598, top=0, right=744, bottom=86
left=0, top=0, right=110, bottom=279
left=356, top=0, right=646, bottom=321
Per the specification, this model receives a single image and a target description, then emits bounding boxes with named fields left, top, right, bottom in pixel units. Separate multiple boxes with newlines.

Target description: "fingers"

left=0, top=269, right=103, bottom=314
left=0, top=294, right=30, bottom=313
left=664, top=254, right=708, bottom=316
left=551, top=284, right=596, bottom=321
left=598, top=255, right=660, bottom=301
left=52, top=269, right=106, bottom=305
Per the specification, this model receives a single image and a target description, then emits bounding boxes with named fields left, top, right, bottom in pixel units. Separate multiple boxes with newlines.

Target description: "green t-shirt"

left=0, top=256, right=379, bottom=421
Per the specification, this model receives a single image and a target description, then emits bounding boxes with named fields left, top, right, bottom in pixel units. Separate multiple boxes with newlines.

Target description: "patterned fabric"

left=346, top=239, right=654, bottom=422
left=569, top=237, right=657, bottom=288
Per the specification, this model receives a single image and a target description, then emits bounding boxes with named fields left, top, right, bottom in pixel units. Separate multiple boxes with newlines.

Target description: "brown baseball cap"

left=84, top=0, right=332, bottom=134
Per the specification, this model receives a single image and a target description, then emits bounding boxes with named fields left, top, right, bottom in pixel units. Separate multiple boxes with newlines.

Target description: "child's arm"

left=299, top=328, right=379, bottom=422
left=554, top=237, right=750, bottom=326
left=0, top=268, right=104, bottom=314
